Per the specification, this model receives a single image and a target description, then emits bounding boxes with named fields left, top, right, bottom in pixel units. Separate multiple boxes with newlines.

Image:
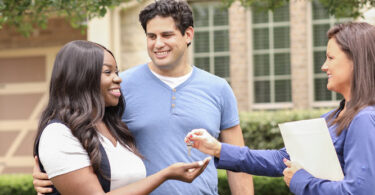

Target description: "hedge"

left=0, top=109, right=333, bottom=194
left=0, top=172, right=291, bottom=195
left=218, top=169, right=293, bottom=195
left=217, top=108, right=331, bottom=194
left=240, top=109, right=330, bottom=149
left=0, top=172, right=290, bottom=195
left=0, top=174, right=35, bottom=195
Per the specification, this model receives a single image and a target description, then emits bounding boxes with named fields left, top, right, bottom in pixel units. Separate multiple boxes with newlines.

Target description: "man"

left=33, top=0, right=253, bottom=194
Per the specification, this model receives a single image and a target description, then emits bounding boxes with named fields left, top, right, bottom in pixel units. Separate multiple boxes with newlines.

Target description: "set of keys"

left=187, top=141, right=193, bottom=156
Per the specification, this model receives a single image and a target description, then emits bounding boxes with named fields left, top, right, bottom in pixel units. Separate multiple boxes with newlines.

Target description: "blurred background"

left=0, top=0, right=374, bottom=175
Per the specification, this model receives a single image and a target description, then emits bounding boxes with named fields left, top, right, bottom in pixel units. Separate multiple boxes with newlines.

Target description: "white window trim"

left=309, top=1, right=351, bottom=107
left=191, top=2, right=231, bottom=81
left=247, top=7, right=254, bottom=110
left=251, top=103, right=293, bottom=110
left=249, top=6, right=292, bottom=107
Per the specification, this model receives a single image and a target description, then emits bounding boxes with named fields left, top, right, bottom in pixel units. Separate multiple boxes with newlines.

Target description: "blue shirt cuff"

left=214, top=143, right=242, bottom=170
left=290, top=169, right=312, bottom=194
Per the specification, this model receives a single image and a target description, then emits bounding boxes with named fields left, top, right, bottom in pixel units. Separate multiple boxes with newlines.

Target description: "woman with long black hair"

left=33, top=40, right=210, bottom=195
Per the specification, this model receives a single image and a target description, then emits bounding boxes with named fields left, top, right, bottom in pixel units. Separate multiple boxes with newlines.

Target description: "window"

left=312, top=0, right=349, bottom=102
left=192, top=3, right=230, bottom=81
left=252, top=4, right=291, bottom=104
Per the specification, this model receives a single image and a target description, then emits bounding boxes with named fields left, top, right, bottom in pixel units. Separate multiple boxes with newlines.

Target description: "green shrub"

left=0, top=174, right=36, bottom=195
left=218, top=169, right=293, bottom=195
left=240, top=109, right=330, bottom=149
left=217, top=109, right=333, bottom=194
left=252, top=175, right=293, bottom=195
left=0, top=109, right=334, bottom=195
left=218, top=169, right=231, bottom=195
left=1, top=172, right=291, bottom=195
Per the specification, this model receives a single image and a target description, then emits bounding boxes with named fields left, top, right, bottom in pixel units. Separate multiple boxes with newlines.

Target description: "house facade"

left=0, top=0, right=374, bottom=173
left=0, top=18, right=85, bottom=174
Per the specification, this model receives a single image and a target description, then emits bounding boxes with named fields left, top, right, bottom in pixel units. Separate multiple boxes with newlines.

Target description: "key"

left=187, top=141, right=193, bottom=156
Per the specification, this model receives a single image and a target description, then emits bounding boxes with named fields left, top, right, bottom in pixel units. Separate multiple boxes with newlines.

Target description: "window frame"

left=248, top=4, right=293, bottom=109
left=191, top=2, right=231, bottom=82
left=309, top=0, right=351, bottom=108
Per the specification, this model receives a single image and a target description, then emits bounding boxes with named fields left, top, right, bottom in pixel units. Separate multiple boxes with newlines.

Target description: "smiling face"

left=100, top=50, right=122, bottom=107
left=321, top=38, right=353, bottom=100
left=146, top=16, right=193, bottom=76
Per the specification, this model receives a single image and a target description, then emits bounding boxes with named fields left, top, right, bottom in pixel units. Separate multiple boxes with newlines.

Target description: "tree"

left=0, top=0, right=128, bottom=37
left=1, top=0, right=374, bottom=37
left=222, top=0, right=375, bottom=18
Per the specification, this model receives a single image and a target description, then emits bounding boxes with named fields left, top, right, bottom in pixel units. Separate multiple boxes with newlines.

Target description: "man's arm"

left=220, top=124, right=254, bottom=195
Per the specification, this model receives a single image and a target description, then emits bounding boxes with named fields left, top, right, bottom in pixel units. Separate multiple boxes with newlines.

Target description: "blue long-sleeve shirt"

left=215, top=106, right=375, bottom=195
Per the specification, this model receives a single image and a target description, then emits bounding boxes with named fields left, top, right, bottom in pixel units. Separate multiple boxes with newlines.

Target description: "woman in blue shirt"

left=186, top=22, right=375, bottom=195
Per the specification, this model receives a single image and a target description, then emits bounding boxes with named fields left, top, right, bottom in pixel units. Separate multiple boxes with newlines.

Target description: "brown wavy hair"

left=327, top=22, right=375, bottom=135
left=33, top=40, right=141, bottom=178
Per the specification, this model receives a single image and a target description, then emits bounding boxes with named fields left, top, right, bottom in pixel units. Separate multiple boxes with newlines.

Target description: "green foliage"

left=2, top=172, right=293, bottom=195
left=0, top=174, right=36, bottom=195
left=218, top=169, right=293, bottom=195
left=0, top=109, right=334, bottom=195
left=252, top=175, right=292, bottom=195
left=217, top=109, right=333, bottom=194
left=0, top=0, right=129, bottom=37
left=1, top=0, right=370, bottom=37
left=223, top=0, right=373, bottom=19
left=218, top=169, right=232, bottom=195
left=240, top=109, right=330, bottom=149
left=237, top=0, right=288, bottom=12
left=318, top=0, right=373, bottom=18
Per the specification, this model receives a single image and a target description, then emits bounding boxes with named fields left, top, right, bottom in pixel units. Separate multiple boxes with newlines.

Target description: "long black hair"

left=33, top=40, right=141, bottom=178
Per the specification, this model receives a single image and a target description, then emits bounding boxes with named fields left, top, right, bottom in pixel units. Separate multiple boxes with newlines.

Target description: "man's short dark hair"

left=139, top=0, right=194, bottom=35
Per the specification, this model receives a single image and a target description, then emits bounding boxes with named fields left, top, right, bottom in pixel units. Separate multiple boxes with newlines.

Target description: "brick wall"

left=0, top=18, right=86, bottom=51
left=0, top=17, right=86, bottom=174
left=120, top=0, right=153, bottom=70
left=290, top=1, right=310, bottom=109
left=229, top=2, right=249, bottom=111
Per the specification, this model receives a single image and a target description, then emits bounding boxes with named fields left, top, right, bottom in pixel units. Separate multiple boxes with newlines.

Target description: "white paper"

left=278, top=118, right=344, bottom=181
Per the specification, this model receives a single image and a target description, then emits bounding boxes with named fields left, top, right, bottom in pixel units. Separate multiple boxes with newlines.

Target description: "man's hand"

left=33, top=156, right=53, bottom=195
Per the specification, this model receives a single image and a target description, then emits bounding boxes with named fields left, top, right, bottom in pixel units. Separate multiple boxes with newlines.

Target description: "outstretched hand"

left=282, top=158, right=302, bottom=187
left=185, top=129, right=222, bottom=158
left=167, top=157, right=211, bottom=183
left=33, top=156, right=53, bottom=195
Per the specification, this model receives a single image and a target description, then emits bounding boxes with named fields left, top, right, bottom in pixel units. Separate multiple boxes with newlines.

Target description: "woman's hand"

left=282, top=158, right=302, bottom=187
left=185, top=129, right=222, bottom=158
left=165, top=157, right=211, bottom=183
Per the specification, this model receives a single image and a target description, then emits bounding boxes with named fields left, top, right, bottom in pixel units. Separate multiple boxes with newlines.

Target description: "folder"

left=279, top=118, right=344, bottom=181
